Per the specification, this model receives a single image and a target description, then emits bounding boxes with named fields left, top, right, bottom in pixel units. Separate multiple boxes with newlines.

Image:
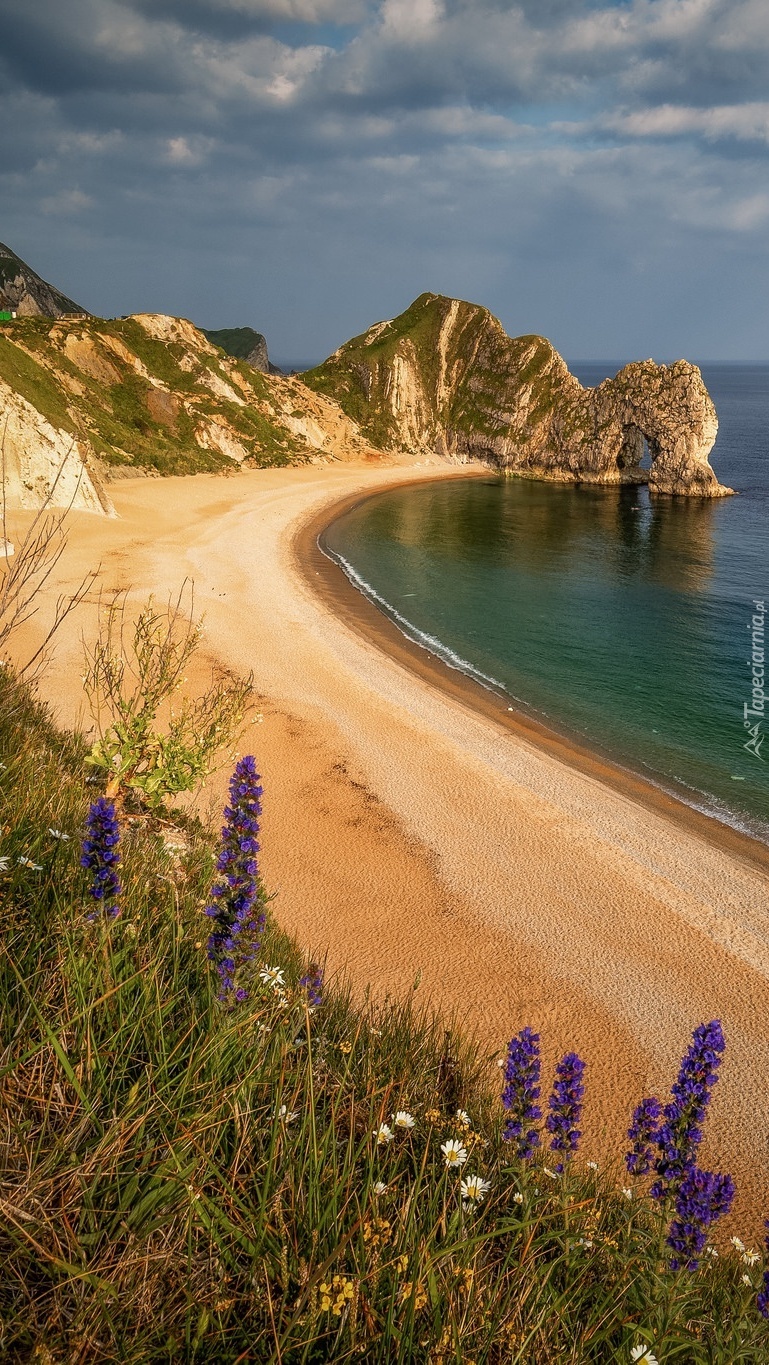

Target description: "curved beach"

left=23, top=459, right=769, bottom=1233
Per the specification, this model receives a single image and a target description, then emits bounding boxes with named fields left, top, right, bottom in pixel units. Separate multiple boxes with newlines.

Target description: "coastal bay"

left=21, top=459, right=769, bottom=1235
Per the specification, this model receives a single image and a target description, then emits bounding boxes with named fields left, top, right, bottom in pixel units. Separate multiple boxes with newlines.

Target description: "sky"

left=1, top=0, right=767, bottom=363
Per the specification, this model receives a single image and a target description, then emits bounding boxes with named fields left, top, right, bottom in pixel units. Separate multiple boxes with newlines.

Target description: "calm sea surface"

left=321, top=364, right=769, bottom=843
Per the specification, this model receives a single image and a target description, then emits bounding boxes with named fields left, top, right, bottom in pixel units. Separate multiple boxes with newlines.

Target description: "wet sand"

left=11, top=459, right=769, bottom=1235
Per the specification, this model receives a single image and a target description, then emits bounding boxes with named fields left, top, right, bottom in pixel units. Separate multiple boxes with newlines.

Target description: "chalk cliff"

left=0, top=313, right=375, bottom=512
left=304, top=293, right=729, bottom=497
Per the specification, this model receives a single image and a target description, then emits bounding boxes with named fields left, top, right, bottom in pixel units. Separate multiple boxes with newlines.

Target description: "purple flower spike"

left=626, top=1096, right=662, bottom=1177
left=81, top=797, right=121, bottom=917
left=666, top=1166, right=734, bottom=1270
left=545, top=1052, right=586, bottom=1172
left=651, top=1020, right=726, bottom=1201
left=757, top=1221, right=769, bottom=1318
left=501, top=1027, right=542, bottom=1160
left=205, top=756, right=265, bottom=1003
left=299, top=962, right=323, bottom=1009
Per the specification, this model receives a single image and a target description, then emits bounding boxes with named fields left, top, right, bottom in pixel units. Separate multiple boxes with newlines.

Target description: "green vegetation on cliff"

left=201, top=326, right=269, bottom=364
left=0, top=314, right=307, bottom=477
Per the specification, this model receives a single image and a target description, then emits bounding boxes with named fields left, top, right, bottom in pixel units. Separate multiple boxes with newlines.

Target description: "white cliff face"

left=0, top=378, right=114, bottom=514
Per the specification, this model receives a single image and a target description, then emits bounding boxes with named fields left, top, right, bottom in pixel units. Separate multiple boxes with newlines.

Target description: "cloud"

left=0, top=0, right=766, bottom=359
left=40, top=188, right=94, bottom=216
left=600, top=101, right=769, bottom=143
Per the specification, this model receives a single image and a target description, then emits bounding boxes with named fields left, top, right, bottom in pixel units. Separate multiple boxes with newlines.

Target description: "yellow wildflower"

left=319, top=1274, right=355, bottom=1315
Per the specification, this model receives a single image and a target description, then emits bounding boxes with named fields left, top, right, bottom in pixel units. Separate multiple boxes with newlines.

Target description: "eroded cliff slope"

left=0, top=313, right=375, bottom=511
left=304, top=293, right=728, bottom=497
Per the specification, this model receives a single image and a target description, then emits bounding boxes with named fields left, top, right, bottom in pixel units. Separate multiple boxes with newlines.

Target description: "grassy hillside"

left=302, top=293, right=565, bottom=452
left=2, top=662, right=769, bottom=1361
left=0, top=314, right=311, bottom=478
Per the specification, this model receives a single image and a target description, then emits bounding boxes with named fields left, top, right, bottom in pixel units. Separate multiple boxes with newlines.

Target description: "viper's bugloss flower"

left=651, top=1020, right=725, bottom=1201
left=626, top=1096, right=662, bottom=1176
left=666, top=1166, right=735, bottom=1271
left=757, top=1221, right=769, bottom=1318
left=205, top=756, right=264, bottom=1002
left=81, top=797, right=121, bottom=916
left=501, top=1026, right=542, bottom=1160
left=299, top=962, right=323, bottom=1008
left=545, top=1052, right=586, bottom=1172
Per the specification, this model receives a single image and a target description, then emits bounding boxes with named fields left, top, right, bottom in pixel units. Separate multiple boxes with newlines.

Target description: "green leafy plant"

left=82, top=582, right=253, bottom=809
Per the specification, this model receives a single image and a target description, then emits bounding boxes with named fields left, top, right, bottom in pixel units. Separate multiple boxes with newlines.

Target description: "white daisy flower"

left=460, top=1174, right=490, bottom=1206
left=513, top=1192, right=524, bottom=1204
left=623, top=1188, right=633, bottom=1200
left=373, top=1181, right=388, bottom=1196
left=731, top=1236, right=746, bottom=1254
left=705, top=1245, right=718, bottom=1258
left=742, top=1249, right=760, bottom=1266
left=586, top=1161, right=598, bottom=1171
left=742, top=1273, right=753, bottom=1286
left=440, top=1138, right=468, bottom=1168
left=455, top=1109, right=471, bottom=1129
left=259, top=966, right=285, bottom=989
left=17, top=856, right=42, bottom=870
left=278, top=1105, right=298, bottom=1123
left=542, top=1168, right=559, bottom=1180
left=0, top=856, right=10, bottom=872
left=393, top=1110, right=416, bottom=1130
left=630, top=1346, right=659, bottom=1364
left=375, top=1123, right=394, bottom=1145
left=49, top=829, right=70, bottom=840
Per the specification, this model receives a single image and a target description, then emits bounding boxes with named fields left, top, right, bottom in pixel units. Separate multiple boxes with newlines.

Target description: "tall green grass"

left=1, top=665, right=768, bottom=1362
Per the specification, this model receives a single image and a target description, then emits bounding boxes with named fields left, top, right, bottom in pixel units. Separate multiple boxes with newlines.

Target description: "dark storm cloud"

left=0, top=0, right=767, bottom=358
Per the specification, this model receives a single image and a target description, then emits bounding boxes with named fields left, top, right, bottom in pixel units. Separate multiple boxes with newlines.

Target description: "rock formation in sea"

left=0, top=242, right=88, bottom=320
left=304, top=293, right=729, bottom=497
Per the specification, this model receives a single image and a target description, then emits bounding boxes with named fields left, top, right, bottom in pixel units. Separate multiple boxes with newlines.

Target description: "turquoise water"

left=321, top=365, right=769, bottom=843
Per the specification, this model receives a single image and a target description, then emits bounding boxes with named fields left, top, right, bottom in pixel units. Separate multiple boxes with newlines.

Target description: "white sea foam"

left=321, top=544, right=505, bottom=693
left=320, top=539, right=769, bottom=849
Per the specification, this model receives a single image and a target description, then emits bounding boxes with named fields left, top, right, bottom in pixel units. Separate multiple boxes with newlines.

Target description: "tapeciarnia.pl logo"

left=744, top=599, right=766, bottom=760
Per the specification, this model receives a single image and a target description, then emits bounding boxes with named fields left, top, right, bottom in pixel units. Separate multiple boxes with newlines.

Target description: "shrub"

left=82, top=583, right=253, bottom=810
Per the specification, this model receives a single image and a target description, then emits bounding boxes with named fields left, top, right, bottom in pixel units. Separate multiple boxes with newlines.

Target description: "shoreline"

left=293, top=474, right=769, bottom=879
left=11, top=459, right=769, bottom=1234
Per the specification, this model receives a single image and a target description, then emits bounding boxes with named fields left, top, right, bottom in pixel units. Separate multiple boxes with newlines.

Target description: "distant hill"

left=202, top=326, right=281, bottom=375
left=0, top=242, right=88, bottom=319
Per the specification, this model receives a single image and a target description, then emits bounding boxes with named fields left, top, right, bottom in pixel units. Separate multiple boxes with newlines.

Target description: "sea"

left=320, top=363, right=769, bottom=845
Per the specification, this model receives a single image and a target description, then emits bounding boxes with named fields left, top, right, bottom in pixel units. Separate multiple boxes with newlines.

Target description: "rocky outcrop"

left=0, top=376, right=113, bottom=514
left=0, top=312, right=375, bottom=513
left=202, top=326, right=281, bottom=375
left=0, top=242, right=87, bottom=319
left=305, top=293, right=729, bottom=497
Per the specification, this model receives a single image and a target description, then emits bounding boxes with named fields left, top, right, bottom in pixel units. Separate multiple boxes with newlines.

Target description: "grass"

left=0, top=316, right=310, bottom=479
left=2, top=664, right=769, bottom=1362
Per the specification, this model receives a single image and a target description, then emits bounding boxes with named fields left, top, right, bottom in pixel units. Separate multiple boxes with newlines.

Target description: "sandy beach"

left=11, top=458, right=769, bottom=1234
